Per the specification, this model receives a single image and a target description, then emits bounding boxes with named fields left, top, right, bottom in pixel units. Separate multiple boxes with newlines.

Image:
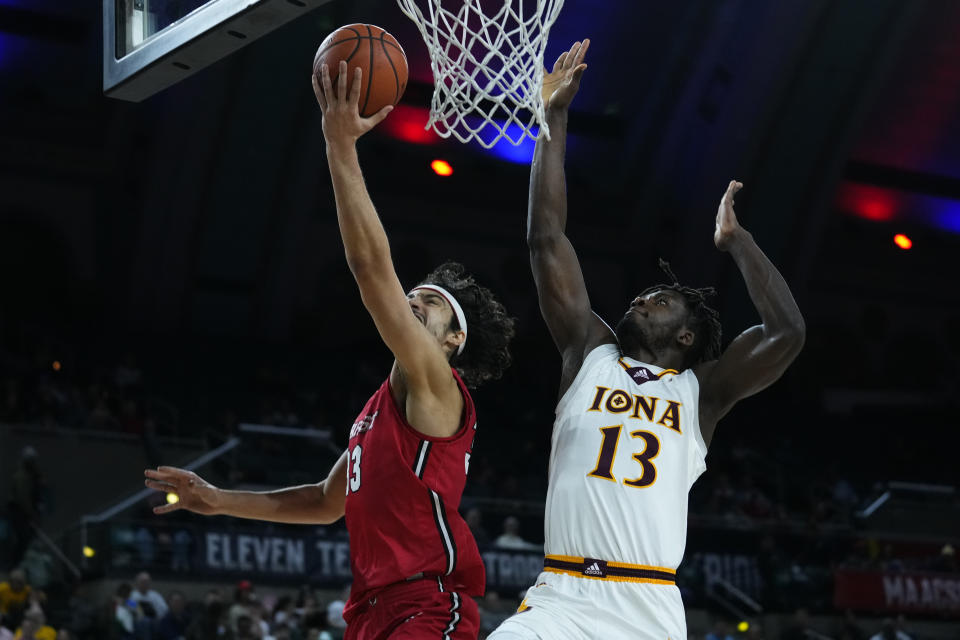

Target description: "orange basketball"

left=313, top=24, right=409, bottom=118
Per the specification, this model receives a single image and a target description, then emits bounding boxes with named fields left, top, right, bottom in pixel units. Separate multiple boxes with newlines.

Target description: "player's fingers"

left=312, top=74, right=327, bottom=111
left=321, top=64, right=334, bottom=103
left=566, top=41, right=582, bottom=67
left=571, top=64, right=588, bottom=83
left=725, top=180, right=742, bottom=200
left=368, top=104, right=394, bottom=127
left=147, top=467, right=178, bottom=481
left=144, top=479, right=175, bottom=493
left=554, top=51, right=569, bottom=72
left=349, top=67, right=363, bottom=105
left=337, top=60, right=348, bottom=100
left=153, top=503, right=181, bottom=515
left=575, top=39, right=590, bottom=65
left=156, top=466, right=184, bottom=474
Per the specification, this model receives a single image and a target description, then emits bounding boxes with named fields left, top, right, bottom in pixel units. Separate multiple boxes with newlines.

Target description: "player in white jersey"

left=489, top=40, right=806, bottom=640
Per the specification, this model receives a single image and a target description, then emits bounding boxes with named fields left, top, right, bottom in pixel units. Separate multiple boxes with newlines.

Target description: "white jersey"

left=544, top=343, right=707, bottom=570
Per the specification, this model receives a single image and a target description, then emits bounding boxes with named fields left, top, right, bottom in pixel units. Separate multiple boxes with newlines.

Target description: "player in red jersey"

left=144, top=62, right=515, bottom=640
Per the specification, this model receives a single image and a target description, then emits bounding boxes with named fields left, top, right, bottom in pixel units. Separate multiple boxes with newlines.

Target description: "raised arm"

left=312, top=64, right=461, bottom=407
left=531, top=40, right=614, bottom=392
left=143, top=451, right=348, bottom=525
left=696, top=181, right=806, bottom=444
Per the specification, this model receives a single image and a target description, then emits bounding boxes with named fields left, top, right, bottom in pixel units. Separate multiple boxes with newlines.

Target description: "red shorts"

left=344, top=576, right=479, bottom=640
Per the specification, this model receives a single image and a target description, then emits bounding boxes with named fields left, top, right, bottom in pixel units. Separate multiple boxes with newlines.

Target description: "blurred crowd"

left=0, top=569, right=352, bottom=640
left=1, top=567, right=950, bottom=640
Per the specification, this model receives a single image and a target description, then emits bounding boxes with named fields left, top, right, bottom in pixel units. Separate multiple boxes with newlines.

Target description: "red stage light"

left=431, top=160, right=453, bottom=176
left=893, top=233, right=912, bottom=250
left=380, top=105, right=440, bottom=145
left=838, top=184, right=896, bottom=222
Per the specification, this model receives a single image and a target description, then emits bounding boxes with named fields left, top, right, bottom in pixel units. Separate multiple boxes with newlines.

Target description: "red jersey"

left=342, top=370, right=484, bottom=621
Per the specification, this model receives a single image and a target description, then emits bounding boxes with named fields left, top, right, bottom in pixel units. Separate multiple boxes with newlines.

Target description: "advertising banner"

left=835, top=569, right=960, bottom=616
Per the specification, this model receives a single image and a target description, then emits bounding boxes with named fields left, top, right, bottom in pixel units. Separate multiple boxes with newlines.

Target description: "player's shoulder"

left=561, top=340, right=619, bottom=384
left=582, top=340, right=620, bottom=364
left=691, top=359, right=718, bottom=384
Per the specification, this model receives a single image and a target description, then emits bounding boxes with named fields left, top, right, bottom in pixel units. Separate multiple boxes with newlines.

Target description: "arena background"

left=0, top=0, right=958, bottom=638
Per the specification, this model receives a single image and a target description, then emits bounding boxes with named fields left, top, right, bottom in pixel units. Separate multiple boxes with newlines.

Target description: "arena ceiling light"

left=893, top=233, right=913, bottom=249
left=430, top=159, right=453, bottom=177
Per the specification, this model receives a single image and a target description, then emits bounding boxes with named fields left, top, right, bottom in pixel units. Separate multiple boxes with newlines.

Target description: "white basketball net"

left=397, top=0, right=565, bottom=148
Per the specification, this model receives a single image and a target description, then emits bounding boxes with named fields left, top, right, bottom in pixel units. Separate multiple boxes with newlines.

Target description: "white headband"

left=410, top=284, right=468, bottom=355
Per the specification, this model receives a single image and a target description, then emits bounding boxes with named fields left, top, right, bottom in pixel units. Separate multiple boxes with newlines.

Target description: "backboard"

left=103, top=0, right=335, bottom=101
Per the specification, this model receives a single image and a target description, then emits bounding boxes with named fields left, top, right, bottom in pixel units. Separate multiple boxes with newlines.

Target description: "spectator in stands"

left=894, top=615, right=913, bottom=640
left=464, top=507, right=490, bottom=546
left=63, top=584, right=96, bottom=640
left=737, top=475, right=773, bottom=520
left=115, top=353, right=143, bottom=391
left=831, top=472, right=859, bottom=512
left=233, top=615, right=257, bottom=640
left=0, top=613, right=14, bottom=640
left=8, top=448, right=47, bottom=566
left=185, top=590, right=224, bottom=640
left=228, top=581, right=255, bottom=635
left=294, top=590, right=324, bottom=632
left=248, top=601, right=271, bottom=639
left=155, top=591, right=189, bottom=640
left=86, top=394, right=120, bottom=431
left=708, top=473, right=741, bottom=522
left=493, top=516, right=540, bottom=551
left=477, top=591, right=511, bottom=635
left=271, top=596, right=297, bottom=632
left=868, top=618, right=911, bottom=640
left=705, top=620, right=735, bottom=640
left=14, top=608, right=55, bottom=640
left=836, top=609, right=866, bottom=640
left=118, top=400, right=144, bottom=436
left=879, top=544, right=905, bottom=573
left=131, top=572, right=168, bottom=619
left=113, top=584, right=138, bottom=640
left=1, top=379, right=24, bottom=423
left=931, top=543, right=956, bottom=573
left=758, top=534, right=790, bottom=610
left=0, top=570, right=30, bottom=624
left=782, top=608, right=831, bottom=640
left=324, top=585, right=348, bottom=632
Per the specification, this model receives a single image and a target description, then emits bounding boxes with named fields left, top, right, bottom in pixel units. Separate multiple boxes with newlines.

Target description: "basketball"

left=313, top=24, right=408, bottom=118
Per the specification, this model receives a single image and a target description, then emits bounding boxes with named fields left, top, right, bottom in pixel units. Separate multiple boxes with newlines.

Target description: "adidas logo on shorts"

left=581, top=558, right=608, bottom=578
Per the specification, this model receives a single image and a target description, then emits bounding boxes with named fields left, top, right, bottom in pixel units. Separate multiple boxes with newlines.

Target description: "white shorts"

left=488, top=570, right=687, bottom=640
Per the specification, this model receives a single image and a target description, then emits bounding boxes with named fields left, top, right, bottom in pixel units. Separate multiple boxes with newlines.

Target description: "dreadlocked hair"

left=638, top=258, right=723, bottom=367
left=419, top=261, right=516, bottom=388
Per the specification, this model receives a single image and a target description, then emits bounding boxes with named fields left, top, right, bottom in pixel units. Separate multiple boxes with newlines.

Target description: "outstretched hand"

left=144, top=466, right=220, bottom=516
left=312, top=61, right=393, bottom=146
left=714, top=180, right=745, bottom=251
left=542, top=39, right=590, bottom=110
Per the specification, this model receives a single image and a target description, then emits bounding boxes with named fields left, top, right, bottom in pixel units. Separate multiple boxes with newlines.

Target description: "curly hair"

left=638, top=259, right=722, bottom=368
left=418, top=261, right=516, bottom=388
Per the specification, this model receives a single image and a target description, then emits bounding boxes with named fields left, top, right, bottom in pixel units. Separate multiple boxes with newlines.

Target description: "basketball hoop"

left=397, top=0, right=565, bottom=148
